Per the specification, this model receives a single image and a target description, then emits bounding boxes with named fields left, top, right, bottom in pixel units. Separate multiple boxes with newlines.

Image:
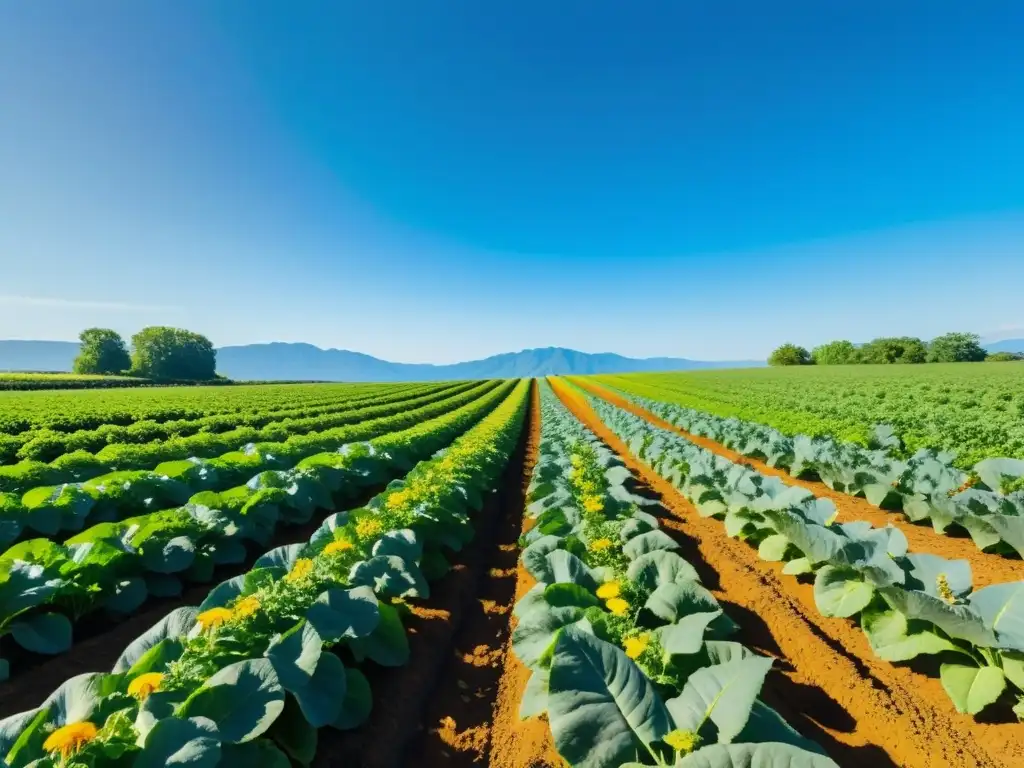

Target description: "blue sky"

left=1, top=1, right=1022, bottom=363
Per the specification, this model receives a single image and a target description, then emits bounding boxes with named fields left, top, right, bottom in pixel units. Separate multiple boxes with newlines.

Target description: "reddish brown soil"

left=551, top=376, right=1024, bottom=768
left=408, top=381, right=559, bottom=768
left=572, top=378, right=1024, bottom=589
left=314, top=384, right=544, bottom=768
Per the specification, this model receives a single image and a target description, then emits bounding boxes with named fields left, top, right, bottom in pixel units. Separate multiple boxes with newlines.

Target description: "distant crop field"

left=596, top=362, right=1024, bottom=467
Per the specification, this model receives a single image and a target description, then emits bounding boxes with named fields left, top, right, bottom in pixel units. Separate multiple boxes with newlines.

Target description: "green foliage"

left=130, top=327, right=218, bottom=380
left=73, top=328, right=131, bottom=375
left=810, top=340, right=858, bottom=365
left=927, top=332, right=987, bottom=363
left=858, top=336, right=927, bottom=364
left=987, top=351, right=1024, bottom=362
left=767, top=344, right=811, bottom=367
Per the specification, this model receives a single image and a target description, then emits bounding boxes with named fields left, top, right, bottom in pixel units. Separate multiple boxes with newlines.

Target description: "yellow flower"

left=664, top=729, right=700, bottom=754
left=196, top=607, right=233, bottom=631
left=590, top=538, right=613, bottom=552
left=232, top=595, right=261, bottom=619
left=284, top=558, right=315, bottom=583
left=624, top=634, right=650, bottom=659
left=43, top=721, right=98, bottom=759
left=127, top=672, right=164, bottom=700
left=582, top=496, right=604, bottom=514
left=570, top=454, right=583, bottom=468
left=323, top=539, right=354, bottom=556
left=596, top=581, right=620, bottom=599
left=578, top=479, right=598, bottom=494
left=385, top=489, right=411, bottom=511
left=606, top=597, right=630, bottom=616
left=355, top=517, right=384, bottom=540
left=936, top=573, right=956, bottom=604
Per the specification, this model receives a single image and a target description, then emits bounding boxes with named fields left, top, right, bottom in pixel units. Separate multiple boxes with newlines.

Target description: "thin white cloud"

left=0, top=295, right=180, bottom=312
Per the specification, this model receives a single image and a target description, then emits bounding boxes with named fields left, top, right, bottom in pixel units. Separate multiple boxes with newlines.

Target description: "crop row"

left=0, top=379, right=531, bottom=767
left=0, top=379, right=514, bottom=677
left=0, top=381, right=445, bottom=464
left=510, top=380, right=836, bottom=767
left=0, top=381, right=395, bottom=438
left=573, top=381, right=1024, bottom=720
left=0, top=380, right=486, bottom=497
left=593, top=380, right=1024, bottom=561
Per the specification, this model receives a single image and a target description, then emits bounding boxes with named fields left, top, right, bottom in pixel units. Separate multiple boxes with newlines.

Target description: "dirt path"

left=571, top=378, right=1024, bottom=589
left=408, top=380, right=559, bottom=768
left=314, top=383, right=543, bottom=768
left=550, top=376, right=1024, bottom=768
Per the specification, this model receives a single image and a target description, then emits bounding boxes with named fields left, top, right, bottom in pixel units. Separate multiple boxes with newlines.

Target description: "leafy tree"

left=987, top=351, right=1024, bottom=362
left=768, top=343, right=811, bottom=366
left=130, top=326, right=217, bottom=380
left=811, top=340, right=859, bottom=365
left=72, top=328, right=131, bottom=375
left=858, top=336, right=927, bottom=364
left=927, top=332, right=988, bottom=363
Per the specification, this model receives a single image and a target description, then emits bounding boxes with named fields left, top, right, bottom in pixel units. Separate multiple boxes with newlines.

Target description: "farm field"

left=2, top=374, right=1024, bottom=768
left=596, top=363, right=1024, bottom=468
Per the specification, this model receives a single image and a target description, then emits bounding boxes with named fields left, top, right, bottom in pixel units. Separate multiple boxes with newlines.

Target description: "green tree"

left=72, top=328, right=131, bottom=375
left=986, top=351, right=1024, bottom=362
left=811, top=340, right=859, bottom=365
left=858, top=336, right=927, bottom=364
left=130, top=326, right=217, bottom=380
left=927, top=332, right=988, bottom=363
left=768, top=343, right=811, bottom=366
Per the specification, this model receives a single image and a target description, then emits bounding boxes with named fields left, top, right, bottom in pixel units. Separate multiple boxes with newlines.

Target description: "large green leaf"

left=666, top=657, right=773, bottom=744
left=10, top=612, right=72, bottom=654
left=547, top=626, right=671, bottom=768
left=348, top=555, right=428, bottom=599
left=677, top=742, right=839, bottom=767
left=940, top=663, right=1006, bottom=715
left=967, top=582, right=1024, bottom=651
left=305, top=586, right=380, bottom=642
left=880, top=587, right=995, bottom=646
left=546, top=550, right=599, bottom=591
left=371, top=529, right=422, bottom=564
left=642, top=581, right=719, bottom=626
left=861, top=607, right=956, bottom=661
left=267, top=699, right=317, bottom=765
left=331, top=667, right=373, bottom=730
left=628, top=550, right=701, bottom=592
left=133, top=716, right=221, bottom=768
left=544, top=583, right=601, bottom=610
left=659, top=612, right=724, bottom=657
left=348, top=602, right=409, bottom=666
left=813, top=566, right=874, bottom=619
left=294, top=653, right=347, bottom=727
left=622, top=530, right=680, bottom=560
left=178, top=658, right=285, bottom=743
left=522, top=535, right=565, bottom=582
left=511, top=605, right=586, bottom=669
left=114, top=607, right=198, bottom=672
left=264, top=620, right=322, bottom=693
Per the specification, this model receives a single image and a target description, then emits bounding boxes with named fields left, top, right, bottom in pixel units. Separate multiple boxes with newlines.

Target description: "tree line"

left=73, top=327, right=218, bottom=380
left=768, top=332, right=1024, bottom=366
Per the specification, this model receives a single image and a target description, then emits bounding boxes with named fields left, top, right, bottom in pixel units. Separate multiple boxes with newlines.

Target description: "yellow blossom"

left=583, top=496, right=604, bottom=514
left=578, top=479, right=598, bottom=494
left=284, top=558, right=315, bottom=582
left=606, top=597, right=630, bottom=616
left=127, top=672, right=164, bottom=700
left=232, top=596, right=261, bottom=619
left=385, top=489, right=411, bottom=511
left=570, top=455, right=583, bottom=467
left=43, top=721, right=98, bottom=759
left=664, top=729, right=700, bottom=753
left=936, top=573, right=956, bottom=604
left=624, top=634, right=650, bottom=659
left=323, top=539, right=355, bottom=556
left=355, top=517, right=384, bottom=540
left=196, top=607, right=233, bottom=631
left=596, top=582, right=620, bottom=599
left=590, top=538, right=613, bottom=552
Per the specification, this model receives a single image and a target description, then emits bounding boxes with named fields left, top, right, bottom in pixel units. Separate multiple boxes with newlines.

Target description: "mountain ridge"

left=0, top=340, right=763, bottom=381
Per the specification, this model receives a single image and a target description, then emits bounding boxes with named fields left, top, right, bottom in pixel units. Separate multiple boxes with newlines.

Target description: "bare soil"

left=551, top=376, right=1024, bottom=768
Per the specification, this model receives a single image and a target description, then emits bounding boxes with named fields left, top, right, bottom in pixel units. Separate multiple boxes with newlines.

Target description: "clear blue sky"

left=2, top=1, right=1022, bottom=363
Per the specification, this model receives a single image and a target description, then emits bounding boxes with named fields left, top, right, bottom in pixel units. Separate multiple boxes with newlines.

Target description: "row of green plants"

left=0, top=379, right=530, bottom=768
left=574, top=382, right=1024, bottom=721
left=0, top=381, right=513, bottom=679
left=0, top=382, right=445, bottom=464
left=0, top=381, right=387, bottom=445
left=510, top=381, right=837, bottom=768
left=0, top=381, right=487, bottom=499
left=596, top=382, right=1024, bottom=560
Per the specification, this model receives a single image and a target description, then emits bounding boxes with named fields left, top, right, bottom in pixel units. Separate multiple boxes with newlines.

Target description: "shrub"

left=768, top=343, right=811, bottom=366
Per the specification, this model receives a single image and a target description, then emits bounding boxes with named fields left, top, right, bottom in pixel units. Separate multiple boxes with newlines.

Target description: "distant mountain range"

left=984, top=338, right=1024, bottom=354
left=0, top=340, right=763, bottom=381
